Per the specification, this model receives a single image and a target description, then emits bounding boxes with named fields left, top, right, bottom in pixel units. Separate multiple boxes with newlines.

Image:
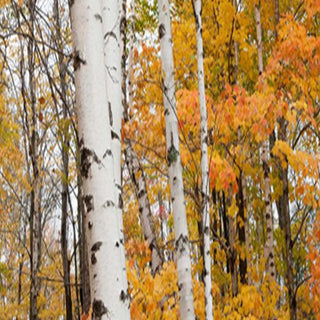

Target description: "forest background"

left=0, top=0, right=319, bottom=319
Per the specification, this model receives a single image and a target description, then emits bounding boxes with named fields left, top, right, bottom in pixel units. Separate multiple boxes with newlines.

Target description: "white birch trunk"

left=100, top=1, right=131, bottom=310
left=255, top=2, right=276, bottom=280
left=158, top=0, right=195, bottom=318
left=128, top=0, right=135, bottom=113
left=192, top=1, right=213, bottom=319
left=70, top=1, right=130, bottom=319
left=125, top=142, right=163, bottom=273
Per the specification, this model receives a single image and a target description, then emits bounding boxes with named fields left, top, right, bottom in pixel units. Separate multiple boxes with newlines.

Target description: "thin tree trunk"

left=232, top=0, right=249, bottom=286
left=27, top=1, right=40, bottom=318
left=70, top=1, right=131, bottom=319
left=274, top=0, right=279, bottom=39
left=237, top=172, right=247, bottom=285
left=255, top=1, right=276, bottom=280
left=278, top=120, right=296, bottom=320
left=158, top=1, right=195, bottom=318
left=53, top=1, right=73, bottom=318
left=227, top=193, right=238, bottom=297
left=127, top=0, right=135, bottom=113
left=192, top=0, right=213, bottom=318
left=124, top=142, right=163, bottom=273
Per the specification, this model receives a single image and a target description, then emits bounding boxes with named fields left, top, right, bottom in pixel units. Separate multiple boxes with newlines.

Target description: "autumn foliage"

left=0, top=0, right=319, bottom=319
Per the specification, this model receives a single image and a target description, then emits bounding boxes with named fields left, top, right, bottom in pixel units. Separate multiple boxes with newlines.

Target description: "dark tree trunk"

left=237, top=172, right=247, bottom=285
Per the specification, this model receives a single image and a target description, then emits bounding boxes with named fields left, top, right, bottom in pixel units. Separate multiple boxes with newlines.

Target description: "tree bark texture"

left=27, top=1, right=40, bottom=318
left=192, top=0, right=213, bottom=318
left=158, top=0, right=195, bottom=318
left=53, top=1, right=73, bottom=318
left=101, top=1, right=130, bottom=308
left=255, top=1, right=276, bottom=280
left=124, top=142, right=163, bottom=274
left=70, top=1, right=131, bottom=318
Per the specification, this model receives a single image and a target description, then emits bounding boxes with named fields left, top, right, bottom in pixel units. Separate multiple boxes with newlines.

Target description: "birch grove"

left=1, top=0, right=319, bottom=319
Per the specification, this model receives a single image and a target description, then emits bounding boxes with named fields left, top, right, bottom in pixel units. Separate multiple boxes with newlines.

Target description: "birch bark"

left=124, top=143, right=163, bottom=273
left=254, top=1, right=276, bottom=280
left=100, top=2, right=130, bottom=311
left=70, top=1, right=130, bottom=319
left=192, top=1, right=213, bottom=319
left=158, top=0, right=195, bottom=318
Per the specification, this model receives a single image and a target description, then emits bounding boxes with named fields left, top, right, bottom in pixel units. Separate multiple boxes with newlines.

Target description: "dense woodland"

left=0, top=0, right=319, bottom=319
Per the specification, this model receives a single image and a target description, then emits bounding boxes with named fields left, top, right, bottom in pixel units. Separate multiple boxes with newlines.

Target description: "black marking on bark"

left=88, top=221, right=93, bottom=230
left=94, top=274, right=97, bottom=278
left=94, top=14, right=102, bottom=23
left=115, top=241, right=120, bottom=247
left=108, top=102, right=113, bottom=126
left=204, top=226, right=210, bottom=235
left=119, top=194, right=123, bottom=209
left=84, top=195, right=94, bottom=213
left=80, top=147, right=101, bottom=178
left=111, top=130, right=120, bottom=140
left=120, top=16, right=126, bottom=35
left=194, top=13, right=199, bottom=31
left=164, top=108, right=169, bottom=116
left=175, top=234, right=189, bottom=251
left=73, top=50, right=86, bottom=71
left=167, top=132, right=179, bottom=166
left=171, top=197, right=175, bottom=202
left=104, top=31, right=117, bottom=41
left=159, top=23, right=166, bottom=39
left=178, top=283, right=183, bottom=291
left=167, top=145, right=179, bottom=166
left=91, top=253, right=97, bottom=265
left=266, top=213, right=271, bottom=219
left=103, top=149, right=112, bottom=158
left=263, top=161, right=269, bottom=178
left=91, top=241, right=102, bottom=252
left=138, top=189, right=146, bottom=199
left=120, top=290, right=127, bottom=302
left=92, top=299, right=108, bottom=319
left=103, top=200, right=115, bottom=208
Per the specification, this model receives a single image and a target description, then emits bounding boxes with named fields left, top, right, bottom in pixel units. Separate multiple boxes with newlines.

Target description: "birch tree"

left=158, top=0, right=195, bottom=318
left=192, top=0, right=213, bottom=318
left=124, top=143, right=163, bottom=274
left=70, top=1, right=130, bottom=318
left=254, top=1, right=276, bottom=280
left=100, top=1, right=131, bottom=309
